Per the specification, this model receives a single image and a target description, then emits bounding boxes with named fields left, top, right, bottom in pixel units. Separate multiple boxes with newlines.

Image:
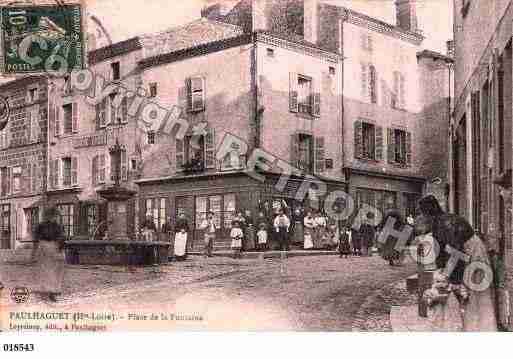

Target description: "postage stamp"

left=0, top=2, right=84, bottom=74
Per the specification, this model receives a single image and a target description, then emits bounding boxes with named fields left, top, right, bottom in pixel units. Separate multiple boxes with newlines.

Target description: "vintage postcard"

left=0, top=0, right=510, bottom=347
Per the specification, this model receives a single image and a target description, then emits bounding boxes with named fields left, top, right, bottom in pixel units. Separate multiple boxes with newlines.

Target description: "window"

left=0, top=204, right=10, bottom=233
left=25, top=207, right=39, bottom=236
left=362, top=123, right=376, bottom=160
left=195, top=195, right=222, bottom=230
left=221, top=142, right=245, bottom=170
left=394, top=129, right=407, bottom=164
left=369, top=65, right=377, bottom=104
left=12, top=166, right=21, bottom=193
left=149, top=83, right=157, bottom=97
left=27, top=86, right=38, bottom=103
left=266, top=48, right=275, bottom=57
left=298, top=134, right=314, bottom=173
left=223, top=194, right=236, bottom=228
left=177, top=135, right=205, bottom=171
left=62, top=157, right=72, bottom=187
left=297, top=75, right=312, bottom=114
left=356, top=188, right=397, bottom=217
left=0, top=126, right=9, bottom=149
left=146, top=198, right=166, bottom=231
left=131, top=158, right=137, bottom=171
left=392, top=71, right=406, bottom=109
left=92, top=154, right=106, bottom=185
left=147, top=131, right=155, bottom=145
left=30, top=163, right=38, bottom=192
left=86, top=205, right=97, bottom=236
left=187, top=77, right=205, bottom=112
left=28, top=109, right=40, bottom=142
left=63, top=103, right=73, bottom=134
left=0, top=167, right=9, bottom=196
left=111, top=61, right=120, bottom=80
left=57, top=204, right=74, bottom=238
left=96, top=98, right=107, bottom=128
left=329, top=66, right=335, bottom=75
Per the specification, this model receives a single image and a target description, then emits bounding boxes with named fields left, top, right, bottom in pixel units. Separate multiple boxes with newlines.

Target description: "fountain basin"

left=65, top=240, right=171, bottom=266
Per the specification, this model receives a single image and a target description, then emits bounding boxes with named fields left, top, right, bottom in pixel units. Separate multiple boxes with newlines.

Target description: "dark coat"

left=34, top=221, right=65, bottom=250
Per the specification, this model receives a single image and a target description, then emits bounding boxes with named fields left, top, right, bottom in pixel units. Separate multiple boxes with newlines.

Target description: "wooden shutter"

left=405, top=131, right=412, bottom=166
left=289, top=72, right=299, bottom=113
left=49, top=103, right=55, bottom=138
left=22, top=164, right=29, bottom=193
left=72, top=102, right=78, bottom=133
left=361, top=63, right=367, bottom=100
left=387, top=128, right=395, bottom=164
left=6, top=167, right=11, bottom=194
left=204, top=127, right=215, bottom=169
left=95, top=102, right=100, bottom=129
left=290, top=133, right=300, bottom=168
left=354, top=121, right=363, bottom=159
left=120, top=97, right=128, bottom=123
left=121, top=150, right=128, bottom=181
left=99, top=154, right=106, bottom=183
left=92, top=155, right=98, bottom=185
left=176, top=137, right=184, bottom=171
left=71, top=157, right=78, bottom=186
left=48, top=159, right=54, bottom=189
left=32, top=163, right=37, bottom=192
left=109, top=95, right=116, bottom=125
left=400, top=73, right=405, bottom=108
left=311, top=77, right=321, bottom=117
left=315, top=137, right=325, bottom=173
left=369, top=64, right=377, bottom=104
left=192, top=77, right=205, bottom=112
left=54, top=106, right=60, bottom=137
left=186, top=78, right=192, bottom=112
left=54, top=159, right=60, bottom=188
left=375, top=125, right=383, bottom=161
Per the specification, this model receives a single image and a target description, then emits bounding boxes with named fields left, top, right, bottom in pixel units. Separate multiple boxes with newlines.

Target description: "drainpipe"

left=339, top=13, right=347, bottom=191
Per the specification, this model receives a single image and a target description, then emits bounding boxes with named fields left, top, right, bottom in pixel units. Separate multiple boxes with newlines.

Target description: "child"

left=230, top=221, right=243, bottom=258
left=339, top=226, right=352, bottom=258
left=257, top=222, right=268, bottom=252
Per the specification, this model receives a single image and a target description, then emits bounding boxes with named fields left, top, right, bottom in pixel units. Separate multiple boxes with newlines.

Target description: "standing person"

left=351, top=226, right=361, bottom=256
left=33, top=207, right=66, bottom=302
left=234, top=212, right=247, bottom=251
left=303, top=211, right=316, bottom=250
left=314, top=211, right=327, bottom=249
left=274, top=209, right=291, bottom=251
left=360, top=213, right=376, bottom=257
left=174, top=212, right=189, bottom=261
left=244, top=209, right=256, bottom=251
left=141, top=215, right=156, bottom=242
left=161, top=216, right=174, bottom=241
left=339, top=225, right=352, bottom=258
left=256, top=212, right=268, bottom=251
left=230, top=220, right=243, bottom=258
left=200, top=212, right=217, bottom=258
left=291, top=207, right=304, bottom=247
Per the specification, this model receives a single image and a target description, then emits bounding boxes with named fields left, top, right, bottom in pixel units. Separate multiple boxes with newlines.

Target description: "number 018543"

left=3, top=344, right=35, bottom=352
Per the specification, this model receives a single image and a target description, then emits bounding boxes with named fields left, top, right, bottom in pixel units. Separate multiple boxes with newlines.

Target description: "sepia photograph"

left=0, top=0, right=510, bottom=356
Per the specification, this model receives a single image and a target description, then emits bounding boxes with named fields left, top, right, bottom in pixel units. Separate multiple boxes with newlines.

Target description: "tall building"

left=451, top=0, right=513, bottom=330
left=0, top=76, right=49, bottom=250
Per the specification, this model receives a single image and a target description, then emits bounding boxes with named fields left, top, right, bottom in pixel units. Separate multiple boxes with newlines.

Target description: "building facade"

left=451, top=0, right=513, bottom=330
left=0, top=76, right=48, bottom=250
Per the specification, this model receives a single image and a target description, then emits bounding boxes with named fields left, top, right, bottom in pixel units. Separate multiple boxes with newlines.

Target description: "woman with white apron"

left=174, top=213, right=190, bottom=261
left=303, top=212, right=316, bottom=250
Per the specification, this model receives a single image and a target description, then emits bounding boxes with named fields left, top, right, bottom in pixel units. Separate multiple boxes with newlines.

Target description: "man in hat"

left=274, top=209, right=291, bottom=251
left=200, top=211, right=217, bottom=257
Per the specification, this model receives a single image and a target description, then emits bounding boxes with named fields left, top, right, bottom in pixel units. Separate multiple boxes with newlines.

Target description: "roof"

left=88, top=37, right=143, bottom=65
left=139, top=18, right=244, bottom=58
left=417, top=49, right=454, bottom=63
left=0, top=75, right=46, bottom=91
left=255, top=30, right=335, bottom=54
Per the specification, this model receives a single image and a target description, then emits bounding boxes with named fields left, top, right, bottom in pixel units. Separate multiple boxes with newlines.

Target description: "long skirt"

left=304, top=229, right=314, bottom=249
left=37, top=241, right=65, bottom=294
left=339, top=238, right=351, bottom=255
left=245, top=226, right=256, bottom=251
left=315, top=227, right=327, bottom=249
left=293, top=222, right=304, bottom=244
left=174, top=232, right=187, bottom=258
left=231, top=237, right=242, bottom=249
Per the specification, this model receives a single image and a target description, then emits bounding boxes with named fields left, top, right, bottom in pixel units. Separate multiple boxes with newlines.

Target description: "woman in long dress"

left=314, top=212, right=327, bottom=249
left=292, top=208, right=304, bottom=246
left=174, top=213, right=189, bottom=261
left=34, top=207, right=66, bottom=302
left=230, top=221, right=243, bottom=258
left=303, top=212, right=316, bottom=250
left=244, top=210, right=256, bottom=251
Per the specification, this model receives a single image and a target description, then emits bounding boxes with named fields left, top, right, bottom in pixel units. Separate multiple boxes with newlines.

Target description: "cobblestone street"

left=1, top=255, right=415, bottom=331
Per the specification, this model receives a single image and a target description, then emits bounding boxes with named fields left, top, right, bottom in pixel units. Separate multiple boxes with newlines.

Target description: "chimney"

left=304, top=0, right=318, bottom=44
left=395, top=0, right=418, bottom=33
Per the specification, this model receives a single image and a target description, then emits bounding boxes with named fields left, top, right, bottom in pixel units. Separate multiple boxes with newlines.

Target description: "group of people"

left=337, top=219, right=376, bottom=259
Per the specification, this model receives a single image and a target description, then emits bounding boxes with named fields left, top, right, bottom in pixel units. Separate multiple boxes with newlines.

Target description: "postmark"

left=0, top=2, right=85, bottom=74
left=10, top=287, right=30, bottom=304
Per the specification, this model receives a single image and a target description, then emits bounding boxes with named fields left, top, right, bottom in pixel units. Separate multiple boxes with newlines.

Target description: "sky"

left=87, top=0, right=453, bottom=53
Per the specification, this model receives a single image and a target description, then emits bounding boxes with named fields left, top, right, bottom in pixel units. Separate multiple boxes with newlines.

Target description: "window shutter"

left=72, top=102, right=78, bottom=133
left=393, top=72, right=399, bottom=108
left=290, top=133, right=300, bottom=168
left=54, top=106, right=60, bottom=137
left=48, top=159, right=54, bottom=189
left=7, top=167, right=11, bottom=194
left=176, top=137, right=184, bottom=171
left=406, top=131, right=412, bottom=166
left=400, top=74, right=405, bottom=108
left=109, top=95, right=116, bottom=125
left=55, top=159, right=61, bottom=188
left=92, top=155, right=98, bottom=186
left=361, top=63, right=368, bottom=100
left=32, top=163, right=37, bottom=192
left=120, top=97, right=128, bottom=124
left=99, top=154, right=105, bottom=183
left=387, top=128, right=395, bottom=164
left=186, top=78, right=193, bottom=112
left=204, top=127, right=216, bottom=169
left=95, top=102, right=100, bottom=129
left=71, top=157, right=78, bottom=185
left=311, top=78, right=321, bottom=117
left=315, top=137, right=326, bottom=173
left=190, top=77, right=205, bottom=112
left=27, top=111, right=32, bottom=142
left=375, top=125, right=383, bottom=161
left=369, top=64, right=377, bottom=104
left=49, top=103, right=55, bottom=137
left=121, top=150, right=128, bottom=181
left=289, top=72, right=299, bottom=113
left=22, top=164, right=29, bottom=193
left=354, top=121, right=363, bottom=159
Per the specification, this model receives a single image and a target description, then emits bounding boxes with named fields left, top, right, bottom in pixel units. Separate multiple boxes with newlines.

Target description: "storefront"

left=136, top=171, right=348, bottom=251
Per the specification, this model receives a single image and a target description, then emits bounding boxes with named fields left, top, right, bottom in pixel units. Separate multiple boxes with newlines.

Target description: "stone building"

left=451, top=0, right=513, bottom=330
left=0, top=76, right=48, bottom=250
